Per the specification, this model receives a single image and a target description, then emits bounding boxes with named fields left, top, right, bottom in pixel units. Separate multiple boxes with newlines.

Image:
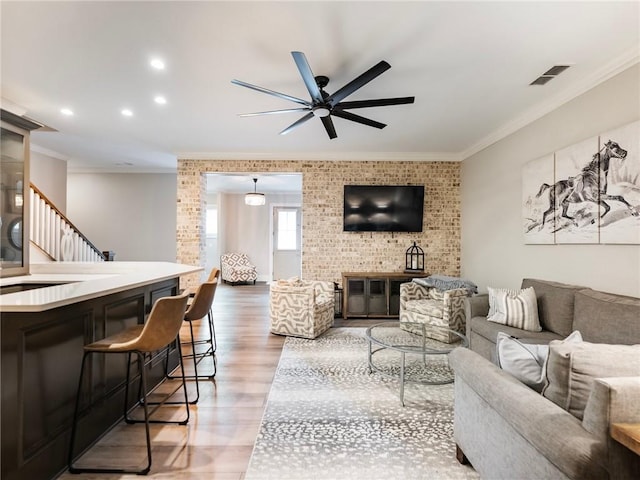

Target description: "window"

left=206, top=206, right=218, bottom=237
left=277, top=209, right=297, bottom=250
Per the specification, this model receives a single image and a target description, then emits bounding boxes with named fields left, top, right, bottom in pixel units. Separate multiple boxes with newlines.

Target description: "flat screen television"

left=343, top=185, right=424, bottom=232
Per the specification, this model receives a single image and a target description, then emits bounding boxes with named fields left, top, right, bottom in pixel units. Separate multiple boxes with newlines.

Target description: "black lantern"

left=405, top=242, right=424, bottom=272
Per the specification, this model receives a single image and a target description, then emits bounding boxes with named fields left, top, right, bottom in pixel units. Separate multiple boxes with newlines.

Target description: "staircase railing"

left=30, top=183, right=106, bottom=262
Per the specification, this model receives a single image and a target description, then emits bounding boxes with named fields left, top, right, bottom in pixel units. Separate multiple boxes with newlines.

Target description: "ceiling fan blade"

left=239, top=107, right=311, bottom=117
left=231, top=79, right=311, bottom=106
left=291, top=51, right=323, bottom=104
left=321, top=116, right=337, bottom=139
left=331, top=109, right=386, bottom=129
left=279, top=112, right=315, bottom=136
left=336, top=97, right=415, bottom=109
left=327, top=61, right=391, bottom=106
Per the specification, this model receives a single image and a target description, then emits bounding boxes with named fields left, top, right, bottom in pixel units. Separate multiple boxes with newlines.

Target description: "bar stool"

left=68, top=292, right=190, bottom=475
left=185, top=267, right=220, bottom=353
left=168, top=279, right=218, bottom=404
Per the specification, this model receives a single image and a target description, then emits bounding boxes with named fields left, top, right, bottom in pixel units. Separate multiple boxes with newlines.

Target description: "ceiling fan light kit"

left=245, top=178, right=266, bottom=206
left=232, top=51, right=415, bottom=139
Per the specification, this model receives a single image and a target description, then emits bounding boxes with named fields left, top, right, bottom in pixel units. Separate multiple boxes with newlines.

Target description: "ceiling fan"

left=231, top=51, right=415, bottom=139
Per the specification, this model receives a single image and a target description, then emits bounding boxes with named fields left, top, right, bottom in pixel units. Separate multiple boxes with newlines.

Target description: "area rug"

left=245, top=327, right=479, bottom=480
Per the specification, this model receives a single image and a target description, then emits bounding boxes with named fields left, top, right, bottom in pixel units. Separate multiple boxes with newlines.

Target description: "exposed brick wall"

left=177, top=159, right=460, bottom=288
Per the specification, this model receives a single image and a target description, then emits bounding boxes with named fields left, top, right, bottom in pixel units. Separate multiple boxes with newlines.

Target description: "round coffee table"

left=365, top=321, right=468, bottom=406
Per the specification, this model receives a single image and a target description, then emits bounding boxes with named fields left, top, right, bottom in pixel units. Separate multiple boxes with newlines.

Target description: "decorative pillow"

left=542, top=341, right=640, bottom=420
left=496, top=330, right=582, bottom=392
left=429, top=289, right=445, bottom=301
left=496, top=333, right=549, bottom=392
left=487, top=286, right=541, bottom=332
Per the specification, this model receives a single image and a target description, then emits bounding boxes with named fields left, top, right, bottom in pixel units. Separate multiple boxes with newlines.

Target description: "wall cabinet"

left=1, top=109, right=40, bottom=277
left=341, top=272, right=428, bottom=319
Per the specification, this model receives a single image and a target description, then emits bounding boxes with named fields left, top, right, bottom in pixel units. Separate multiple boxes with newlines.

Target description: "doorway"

left=205, top=173, right=302, bottom=282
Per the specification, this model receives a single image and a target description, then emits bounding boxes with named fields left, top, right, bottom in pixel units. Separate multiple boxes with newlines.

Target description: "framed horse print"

left=597, top=120, right=640, bottom=244
left=521, top=120, right=640, bottom=246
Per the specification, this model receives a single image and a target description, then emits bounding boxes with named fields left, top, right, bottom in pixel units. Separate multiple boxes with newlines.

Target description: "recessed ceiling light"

left=121, top=108, right=133, bottom=117
left=154, top=95, right=167, bottom=105
left=60, top=108, right=74, bottom=116
left=150, top=58, right=165, bottom=70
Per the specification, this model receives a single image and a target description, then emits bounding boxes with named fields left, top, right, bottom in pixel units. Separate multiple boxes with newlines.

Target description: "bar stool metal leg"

left=68, top=351, right=153, bottom=475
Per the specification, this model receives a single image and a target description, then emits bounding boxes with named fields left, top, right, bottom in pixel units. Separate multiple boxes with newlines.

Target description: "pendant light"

left=245, top=177, right=265, bottom=206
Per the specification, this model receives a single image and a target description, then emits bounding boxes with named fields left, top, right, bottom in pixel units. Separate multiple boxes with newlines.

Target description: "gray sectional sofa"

left=449, top=278, right=640, bottom=479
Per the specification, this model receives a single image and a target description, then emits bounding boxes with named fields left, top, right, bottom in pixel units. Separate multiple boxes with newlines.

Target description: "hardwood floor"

left=59, top=282, right=285, bottom=480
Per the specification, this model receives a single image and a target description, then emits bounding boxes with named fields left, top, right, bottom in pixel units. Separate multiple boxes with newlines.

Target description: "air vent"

left=530, top=76, right=554, bottom=86
left=543, top=65, right=570, bottom=76
left=530, top=64, right=571, bottom=86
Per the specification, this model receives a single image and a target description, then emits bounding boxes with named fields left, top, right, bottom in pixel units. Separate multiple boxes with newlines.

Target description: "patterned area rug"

left=245, top=328, right=479, bottom=480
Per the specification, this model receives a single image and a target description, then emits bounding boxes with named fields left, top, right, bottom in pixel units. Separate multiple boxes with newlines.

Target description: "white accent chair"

left=269, top=278, right=334, bottom=339
left=220, top=253, right=257, bottom=285
left=399, top=282, right=468, bottom=343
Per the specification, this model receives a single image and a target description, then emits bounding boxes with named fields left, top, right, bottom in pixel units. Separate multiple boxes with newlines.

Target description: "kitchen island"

left=0, top=262, right=202, bottom=480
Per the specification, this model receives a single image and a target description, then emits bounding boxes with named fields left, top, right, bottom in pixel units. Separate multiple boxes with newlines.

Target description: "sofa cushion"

left=470, top=317, right=562, bottom=345
left=404, top=299, right=443, bottom=317
left=521, top=279, right=584, bottom=337
left=542, top=341, right=640, bottom=420
left=487, top=286, right=541, bottom=332
left=573, top=288, right=640, bottom=344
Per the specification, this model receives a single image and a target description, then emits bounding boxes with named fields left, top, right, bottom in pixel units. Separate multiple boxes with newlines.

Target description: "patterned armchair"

left=269, top=279, right=334, bottom=339
left=399, top=282, right=468, bottom=343
left=220, top=253, right=257, bottom=285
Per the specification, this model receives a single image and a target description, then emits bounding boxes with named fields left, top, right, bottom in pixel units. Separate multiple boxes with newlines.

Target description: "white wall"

left=461, top=64, right=640, bottom=297
left=218, top=191, right=301, bottom=281
left=67, top=173, right=177, bottom=261
left=31, top=151, right=67, bottom=213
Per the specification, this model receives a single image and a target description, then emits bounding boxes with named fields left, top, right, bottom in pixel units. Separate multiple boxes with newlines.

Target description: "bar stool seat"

left=68, top=292, right=191, bottom=476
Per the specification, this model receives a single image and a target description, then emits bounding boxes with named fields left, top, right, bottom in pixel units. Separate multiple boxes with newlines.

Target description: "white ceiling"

left=1, top=1, right=639, bottom=175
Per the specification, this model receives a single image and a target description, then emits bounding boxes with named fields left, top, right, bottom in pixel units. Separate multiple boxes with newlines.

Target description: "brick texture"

left=177, top=159, right=460, bottom=289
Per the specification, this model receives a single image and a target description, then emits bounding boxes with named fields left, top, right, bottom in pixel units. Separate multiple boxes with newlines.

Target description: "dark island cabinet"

left=1, top=278, right=179, bottom=480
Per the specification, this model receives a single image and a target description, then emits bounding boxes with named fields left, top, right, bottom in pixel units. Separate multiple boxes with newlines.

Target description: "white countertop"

left=0, top=262, right=203, bottom=312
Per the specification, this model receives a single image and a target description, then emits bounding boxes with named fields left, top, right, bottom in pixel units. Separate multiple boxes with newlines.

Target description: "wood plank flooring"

left=58, top=282, right=285, bottom=480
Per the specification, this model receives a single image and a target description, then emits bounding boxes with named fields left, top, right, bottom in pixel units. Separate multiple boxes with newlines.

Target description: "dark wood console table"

left=341, top=272, right=428, bottom=319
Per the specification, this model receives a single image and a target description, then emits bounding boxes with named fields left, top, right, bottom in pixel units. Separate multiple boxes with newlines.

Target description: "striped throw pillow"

left=487, top=286, right=541, bottom=332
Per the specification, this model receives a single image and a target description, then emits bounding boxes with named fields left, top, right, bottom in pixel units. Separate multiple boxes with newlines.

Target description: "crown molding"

left=176, top=151, right=462, bottom=162
left=66, top=165, right=177, bottom=174
left=31, top=144, right=73, bottom=161
left=460, top=47, right=640, bottom=160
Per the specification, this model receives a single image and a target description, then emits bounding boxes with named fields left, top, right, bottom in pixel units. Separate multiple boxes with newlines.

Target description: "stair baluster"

left=29, top=183, right=107, bottom=262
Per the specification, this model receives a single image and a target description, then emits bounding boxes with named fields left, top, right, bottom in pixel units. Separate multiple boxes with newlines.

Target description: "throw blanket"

left=413, top=275, right=478, bottom=294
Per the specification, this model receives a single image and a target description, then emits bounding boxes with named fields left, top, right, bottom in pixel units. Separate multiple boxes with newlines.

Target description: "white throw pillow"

left=496, top=330, right=582, bottom=392
left=487, top=286, right=541, bottom=332
left=496, top=333, right=548, bottom=392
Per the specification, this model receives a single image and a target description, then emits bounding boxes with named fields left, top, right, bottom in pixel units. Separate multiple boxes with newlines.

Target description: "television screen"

left=343, top=185, right=424, bottom=232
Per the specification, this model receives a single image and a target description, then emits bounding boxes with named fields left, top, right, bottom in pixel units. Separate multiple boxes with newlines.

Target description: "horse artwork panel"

left=552, top=137, right=600, bottom=244
left=521, top=119, right=640, bottom=245
left=522, top=153, right=555, bottom=244
left=598, top=120, right=640, bottom=244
